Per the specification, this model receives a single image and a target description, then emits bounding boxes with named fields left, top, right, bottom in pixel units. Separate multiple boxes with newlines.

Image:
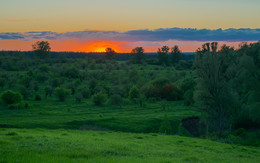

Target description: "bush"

left=234, top=103, right=260, bottom=129
left=8, top=101, right=28, bottom=110
left=75, top=93, right=83, bottom=103
left=109, top=94, right=122, bottom=107
left=79, top=87, right=91, bottom=98
left=143, top=78, right=182, bottom=101
left=54, top=87, right=71, bottom=102
left=234, top=128, right=246, bottom=136
left=92, top=92, right=107, bottom=106
left=63, top=67, right=80, bottom=78
left=181, top=78, right=195, bottom=93
left=1, top=90, right=23, bottom=105
left=18, top=85, right=31, bottom=100
left=129, top=85, right=139, bottom=101
left=183, top=89, right=194, bottom=106
left=35, top=94, right=41, bottom=101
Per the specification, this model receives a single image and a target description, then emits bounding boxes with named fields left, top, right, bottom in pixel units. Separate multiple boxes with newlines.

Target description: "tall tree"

left=105, top=48, right=116, bottom=60
left=131, top=47, right=145, bottom=64
left=170, top=45, right=182, bottom=65
left=157, top=46, right=169, bottom=65
left=32, top=41, right=51, bottom=59
left=194, top=42, right=238, bottom=136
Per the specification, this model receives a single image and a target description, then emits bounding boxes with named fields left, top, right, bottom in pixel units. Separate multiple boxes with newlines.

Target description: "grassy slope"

left=0, top=128, right=259, bottom=163
left=0, top=99, right=199, bottom=133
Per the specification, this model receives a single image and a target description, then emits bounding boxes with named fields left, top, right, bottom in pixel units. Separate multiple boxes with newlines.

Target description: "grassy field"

left=0, top=99, right=199, bottom=134
left=0, top=100, right=259, bottom=163
left=0, top=128, right=259, bottom=163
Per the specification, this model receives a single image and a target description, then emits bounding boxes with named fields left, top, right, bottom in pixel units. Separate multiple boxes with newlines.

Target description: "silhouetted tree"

left=131, top=47, right=145, bottom=64
left=105, top=48, right=116, bottom=60
left=157, top=46, right=169, bottom=65
left=32, top=41, right=51, bottom=59
left=170, top=45, right=182, bottom=65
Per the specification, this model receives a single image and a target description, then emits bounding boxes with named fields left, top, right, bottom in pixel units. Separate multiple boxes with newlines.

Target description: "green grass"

left=0, top=99, right=199, bottom=134
left=0, top=128, right=259, bottom=163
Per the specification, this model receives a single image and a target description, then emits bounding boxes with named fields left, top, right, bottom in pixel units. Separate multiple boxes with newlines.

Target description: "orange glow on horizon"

left=84, top=41, right=121, bottom=52
left=0, top=39, right=254, bottom=53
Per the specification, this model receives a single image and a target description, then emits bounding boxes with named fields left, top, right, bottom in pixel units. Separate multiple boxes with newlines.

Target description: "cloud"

left=0, top=33, right=25, bottom=40
left=6, top=19, right=28, bottom=22
left=0, top=28, right=260, bottom=42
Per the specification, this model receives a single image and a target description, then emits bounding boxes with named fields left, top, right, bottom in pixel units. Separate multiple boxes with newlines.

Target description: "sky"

left=0, top=0, right=260, bottom=52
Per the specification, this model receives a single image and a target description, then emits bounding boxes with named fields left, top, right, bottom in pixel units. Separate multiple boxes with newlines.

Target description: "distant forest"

left=0, top=51, right=195, bottom=61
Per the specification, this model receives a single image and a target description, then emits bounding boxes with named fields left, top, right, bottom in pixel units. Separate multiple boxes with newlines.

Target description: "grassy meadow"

left=1, top=128, right=260, bottom=163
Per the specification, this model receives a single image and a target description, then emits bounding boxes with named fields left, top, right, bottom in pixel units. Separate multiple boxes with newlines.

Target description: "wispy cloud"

left=6, top=19, right=28, bottom=22
left=0, top=28, right=260, bottom=42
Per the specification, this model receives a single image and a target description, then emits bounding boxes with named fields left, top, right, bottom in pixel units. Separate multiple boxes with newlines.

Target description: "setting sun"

left=84, top=41, right=120, bottom=53
left=94, top=47, right=106, bottom=52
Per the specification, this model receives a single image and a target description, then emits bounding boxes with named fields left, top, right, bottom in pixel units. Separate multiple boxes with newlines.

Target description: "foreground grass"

left=0, top=128, right=259, bottom=163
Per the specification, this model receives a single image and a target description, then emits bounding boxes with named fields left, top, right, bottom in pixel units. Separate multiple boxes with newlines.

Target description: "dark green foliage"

left=6, top=131, right=18, bottom=136
left=78, top=87, right=91, bottom=99
left=176, top=60, right=193, bottom=70
left=92, top=92, right=107, bottom=106
left=234, top=128, right=246, bottom=136
left=44, top=87, right=51, bottom=98
left=38, top=64, right=50, bottom=73
left=75, top=93, right=83, bottom=103
left=144, top=78, right=182, bottom=101
left=1, top=90, right=23, bottom=105
left=109, top=94, right=123, bottom=107
left=181, top=78, right=196, bottom=93
left=194, top=42, right=238, bottom=136
left=181, top=78, right=196, bottom=105
left=183, top=89, right=194, bottom=106
left=8, top=101, right=28, bottom=110
left=19, top=76, right=32, bottom=88
left=0, top=78, right=5, bottom=88
left=232, top=42, right=260, bottom=129
left=54, top=87, right=71, bottom=102
left=35, top=72, right=49, bottom=82
left=17, top=86, right=31, bottom=100
left=129, top=86, right=139, bottom=102
left=235, top=103, right=260, bottom=129
left=62, top=67, right=80, bottom=78
left=35, top=94, right=41, bottom=101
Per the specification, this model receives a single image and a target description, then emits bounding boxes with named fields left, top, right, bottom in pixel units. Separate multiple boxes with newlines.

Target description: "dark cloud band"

left=0, top=28, right=259, bottom=42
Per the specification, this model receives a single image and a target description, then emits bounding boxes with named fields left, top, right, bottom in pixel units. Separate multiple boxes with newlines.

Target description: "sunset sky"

left=0, top=0, right=260, bottom=52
